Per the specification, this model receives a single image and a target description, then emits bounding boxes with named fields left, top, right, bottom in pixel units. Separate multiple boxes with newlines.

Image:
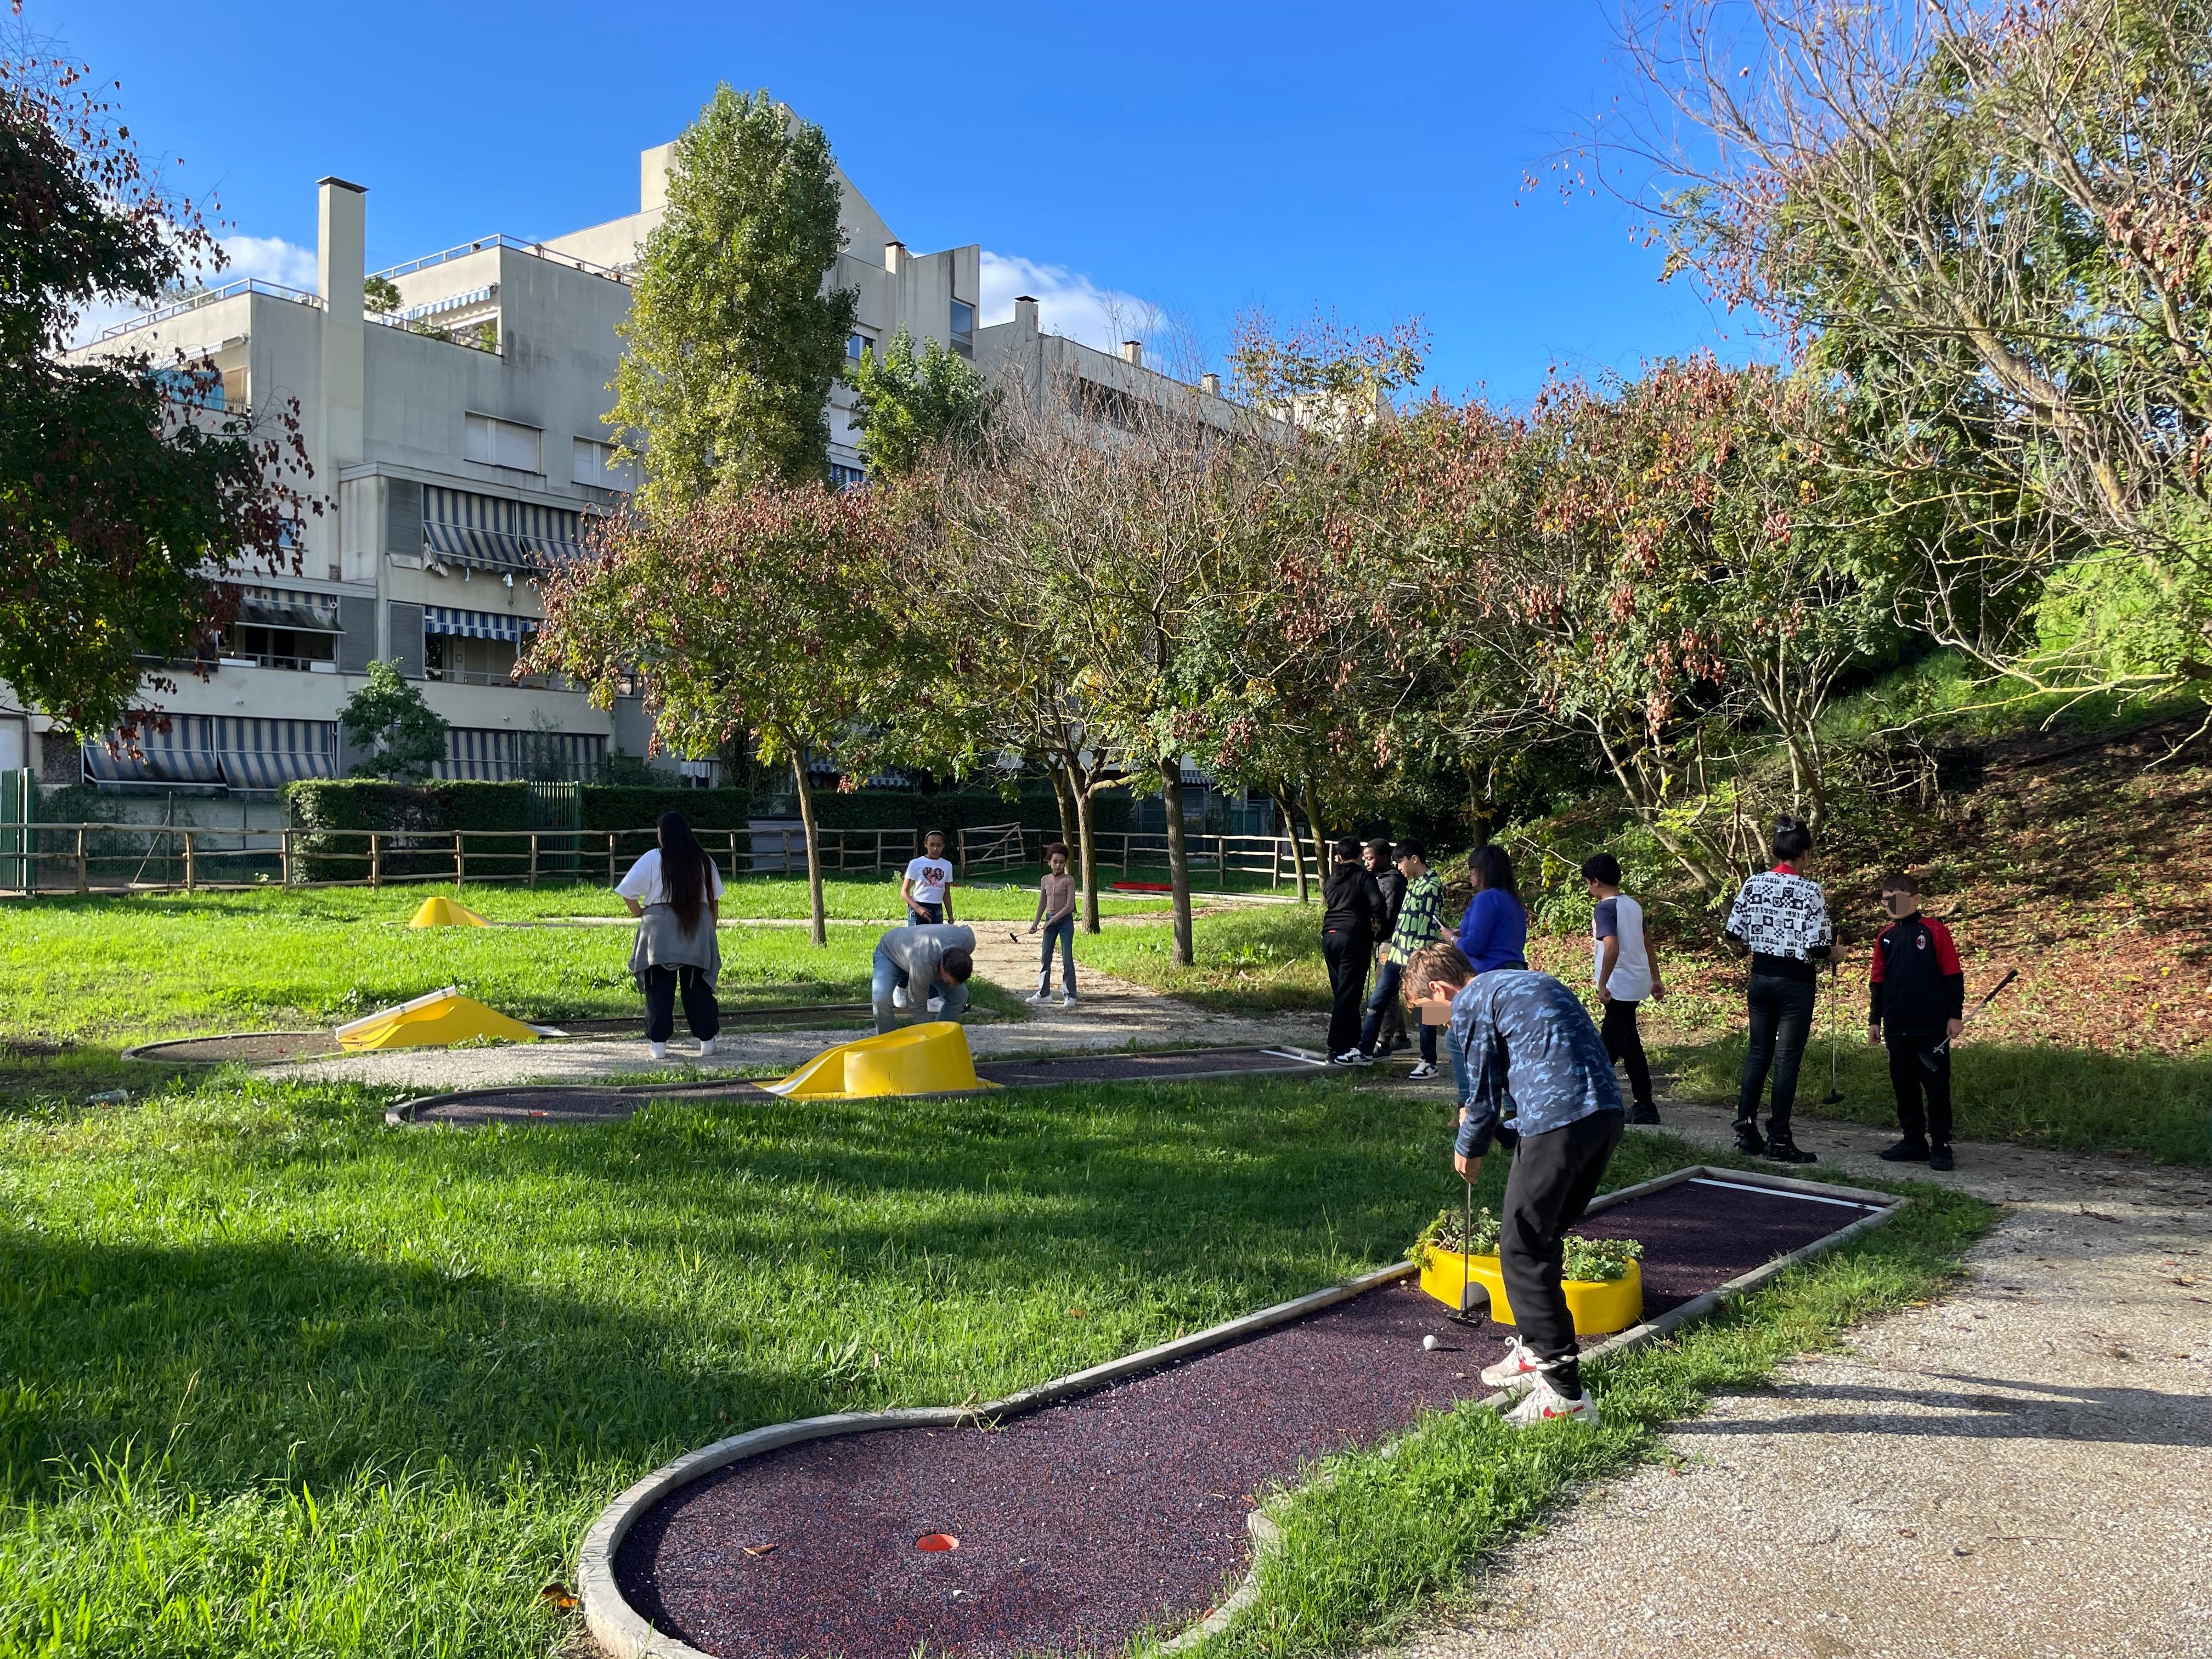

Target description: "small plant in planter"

left=1409, top=1206, right=1646, bottom=1334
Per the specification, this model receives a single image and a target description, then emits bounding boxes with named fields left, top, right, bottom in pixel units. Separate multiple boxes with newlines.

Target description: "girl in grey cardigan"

left=617, top=812, right=724, bottom=1060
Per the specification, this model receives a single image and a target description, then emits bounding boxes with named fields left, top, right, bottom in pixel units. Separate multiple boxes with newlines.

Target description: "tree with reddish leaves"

left=1, top=38, right=307, bottom=744
left=527, top=484, right=932, bottom=945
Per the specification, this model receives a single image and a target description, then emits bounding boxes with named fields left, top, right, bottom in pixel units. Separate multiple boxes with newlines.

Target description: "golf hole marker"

left=915, top=1533, right=960, bottom=1553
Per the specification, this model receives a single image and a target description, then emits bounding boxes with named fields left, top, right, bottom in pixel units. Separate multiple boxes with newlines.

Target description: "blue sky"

left=39, top=0, right=1744, bottom=404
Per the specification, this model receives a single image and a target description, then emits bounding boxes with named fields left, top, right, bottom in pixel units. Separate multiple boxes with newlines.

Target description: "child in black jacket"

left=1867, top=872, right=1966, bottom=1170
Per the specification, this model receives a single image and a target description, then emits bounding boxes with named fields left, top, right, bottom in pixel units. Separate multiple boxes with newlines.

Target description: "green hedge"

left=774, top=788, right=1131, bottom=836
left=284, top=780, right=751, bottom=883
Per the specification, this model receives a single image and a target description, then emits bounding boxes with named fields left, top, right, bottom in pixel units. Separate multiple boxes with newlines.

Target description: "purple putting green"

left=613, top=1177, right=1864, bottom=1659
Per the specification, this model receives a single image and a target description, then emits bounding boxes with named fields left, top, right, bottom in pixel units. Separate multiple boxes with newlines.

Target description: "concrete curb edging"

left=578, top=1164, right=1907, bottom=1659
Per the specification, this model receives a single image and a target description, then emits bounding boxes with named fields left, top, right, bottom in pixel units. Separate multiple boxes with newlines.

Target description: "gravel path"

left=1370, top=1088, right=2212, bottom=1659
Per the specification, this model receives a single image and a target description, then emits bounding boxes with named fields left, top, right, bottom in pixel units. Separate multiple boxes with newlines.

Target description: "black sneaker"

left=1878, top=1138, right=1930, bottom=1163
left=1763, top=1135, right=1819, bottom=1165
left=1625, top=1107, right=1662, bottom=1126
left=1928, top=1145, right=1955, bottom=1171
left=1733, top=1121, right=1765, bottom=1156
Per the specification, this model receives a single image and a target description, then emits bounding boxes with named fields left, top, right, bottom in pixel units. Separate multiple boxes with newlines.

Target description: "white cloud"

left=216, top=233, right=318, bottom=292
left=980, top=251, right=1159, bottom=352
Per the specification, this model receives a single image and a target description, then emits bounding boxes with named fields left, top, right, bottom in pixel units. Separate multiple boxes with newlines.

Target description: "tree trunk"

left=1161, top=755, right=1195, bottom=967
left=790, top=749, right=827, bottom=946
left=1048, top=760, right=1079, bottom=864
left=1300, top=778, right=1330, bottom=879
left=1075, top=781, right=1102, bottom=934
left=1273, top=789, right=1310, bottom=902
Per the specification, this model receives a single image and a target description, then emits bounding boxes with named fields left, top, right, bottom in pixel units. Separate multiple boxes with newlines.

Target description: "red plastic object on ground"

left=1109, top=881, right=1173, bottom=893
left=915, top=1533, right=960, bottom=1552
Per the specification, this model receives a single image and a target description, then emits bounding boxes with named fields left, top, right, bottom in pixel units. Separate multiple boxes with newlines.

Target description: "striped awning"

left=426, top=605, right=539, bottom=642
left=436, top=726, right=605, bottom=782
left=83, top=715, right=336, bottom=791
left=211, top=716, right=337, bottom=792
left=234, top=585, right=340, bottom=633
left=423, top=485, right=585, bottom=572
left=83, top=715, right=223, bottom=786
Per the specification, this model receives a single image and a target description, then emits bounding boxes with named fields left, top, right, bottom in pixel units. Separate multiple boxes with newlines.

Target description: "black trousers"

left=644, top=964, right=720, bottom=1043
left=1737, top=974, right=1817, bottom=1134
left=1322, top=929, right=1373, bottom=1056
left=1499, top=1109, right=1625, bottom=1396
left=1886, top=1030, right=1953, bottom=1147
left=1600, top=999, right=1655, bottom=1112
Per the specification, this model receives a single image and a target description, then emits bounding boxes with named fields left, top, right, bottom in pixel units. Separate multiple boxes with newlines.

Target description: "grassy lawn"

left=0, top=888, right=1038, bottom=1106
left=0, top=1065, right=1988, bottom=1659
left=1079, top=902, right=1333, bottom=1011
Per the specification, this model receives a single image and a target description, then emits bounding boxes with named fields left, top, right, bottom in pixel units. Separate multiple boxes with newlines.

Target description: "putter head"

left=1446, top=1282, right=1490, bottom=1329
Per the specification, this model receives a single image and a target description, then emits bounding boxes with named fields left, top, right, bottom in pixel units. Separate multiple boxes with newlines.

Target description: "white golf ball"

left=1422, top=1334, right=1438, bottom=1351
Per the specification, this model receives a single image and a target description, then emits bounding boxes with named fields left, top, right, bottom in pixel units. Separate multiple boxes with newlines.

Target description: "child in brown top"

left=1028, top=843, right=1080, bottom=1008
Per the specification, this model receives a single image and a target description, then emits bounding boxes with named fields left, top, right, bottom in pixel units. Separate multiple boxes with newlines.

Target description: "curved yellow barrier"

left=1417, top=1249, right=1643, bottom=1338
left=409, top=896, right=490, bottom=928
left=767, top=1022, right=991, bottom=1100
left=335, top=987, right=543, bottom=1052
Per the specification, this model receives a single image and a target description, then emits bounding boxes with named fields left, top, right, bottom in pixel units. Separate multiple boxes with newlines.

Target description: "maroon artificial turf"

left=614, top=1176, right=1875, bottom=1658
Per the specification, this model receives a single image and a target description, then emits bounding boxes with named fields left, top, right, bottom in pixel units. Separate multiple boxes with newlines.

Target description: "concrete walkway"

left=1370, top=1086, right=2212, bottom=1659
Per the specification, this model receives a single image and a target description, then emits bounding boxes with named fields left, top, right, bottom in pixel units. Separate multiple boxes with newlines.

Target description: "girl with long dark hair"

left=1455, top=843, right=1528, bottom=973
left=616, top=811, right=724, bottom=1060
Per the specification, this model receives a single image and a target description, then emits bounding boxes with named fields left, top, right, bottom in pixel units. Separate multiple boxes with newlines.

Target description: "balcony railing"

left=368, top=234, right=632, bottom=286
left=98, top=279, right=323, bottom=342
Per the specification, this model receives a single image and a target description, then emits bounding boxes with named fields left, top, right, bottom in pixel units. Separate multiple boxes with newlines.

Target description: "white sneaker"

left=1330, top=1049, right=1373, bottom=1066
left=1407, top=1062, right=1437, bottom=1081
left=1026, top=989, right=1053, bottom=1003
left=891, top=986, right=909, bottom=1010
left=647, top=1040, right=668, bottom=1061
left=1503, top=1378, right=1600, bottom=1429
left=926, top=996, right=945, bottom=1015
left=1059, top=994, right=1077, bottom=1008
left=1479, top=1336, right=1549, bottom=1390
left=697, top=1037, right=718, bottom=1058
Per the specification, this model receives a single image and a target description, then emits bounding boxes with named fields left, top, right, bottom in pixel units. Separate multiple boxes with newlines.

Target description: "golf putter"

left=1446, top=1175, right=1488, bottom=1328
left=1925, top=967, right=2018, bottom=1070
left=1821, top=955, right=1846, bottom=1104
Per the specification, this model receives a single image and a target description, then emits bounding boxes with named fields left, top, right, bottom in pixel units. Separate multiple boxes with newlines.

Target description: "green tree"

left=338, top=662, right=448, bottom=780
left=530, top=483, right=926, bottom=945
left=847, top=328, right=995, bottom=480
left=362, top=274, right=401, bottom=314
left=1, top=45, right=308, bottom=742
left=608, top=86, right=857, bottom=507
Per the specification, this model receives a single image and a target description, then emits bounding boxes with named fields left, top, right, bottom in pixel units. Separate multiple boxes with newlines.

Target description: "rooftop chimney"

left=1119, top=339, right=1143, bottom=368
left=1200, top=372, right=1221, bottom=396
left=1013, top=294, right=1039, bottom=331
left=884, top=240, right=907, bottom=274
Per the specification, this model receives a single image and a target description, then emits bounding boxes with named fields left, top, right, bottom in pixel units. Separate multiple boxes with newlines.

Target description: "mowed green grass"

left=0, top=1069, right=1470, bottom=1658
left=1079, top=903, right=1334, bottom=1011
left=0, top=884, right=1069, bottom=1051
left=0, top=1066, right=1988, bottom=1659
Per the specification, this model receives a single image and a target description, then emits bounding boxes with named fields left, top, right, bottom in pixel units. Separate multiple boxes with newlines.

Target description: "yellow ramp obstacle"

left=408, top=896, right=490, bottom=928
left=766, top=1022, right=992, bottom=1100
left=1418, top=1248, right=1643, bottom=1338
left=335, top=986, right=546, bottom=1052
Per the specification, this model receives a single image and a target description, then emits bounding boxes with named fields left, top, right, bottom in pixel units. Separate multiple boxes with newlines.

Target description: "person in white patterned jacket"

left=1722, top=817, right=1833, bottom=1164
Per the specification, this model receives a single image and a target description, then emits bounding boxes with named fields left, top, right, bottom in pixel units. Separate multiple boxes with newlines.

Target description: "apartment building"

left=41, top=140, right=979, bottom=802
left=37, top=129, right=1245, bottom=808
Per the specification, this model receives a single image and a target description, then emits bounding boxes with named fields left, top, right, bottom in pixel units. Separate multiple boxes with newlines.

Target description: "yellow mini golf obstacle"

left=408, top=896, right=490, bottom=928
left=766, top=1022, right=991, bottom=1100
left=335, top=986, right=550, bottom=1052
left=1417, top=1246, right=1643, bottom=1338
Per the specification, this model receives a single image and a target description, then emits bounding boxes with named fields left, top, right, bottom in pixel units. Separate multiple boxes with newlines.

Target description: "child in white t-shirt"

left=1581, top=851, right=1664, bottom=1124
left=899, top=829, right=957, bottom=924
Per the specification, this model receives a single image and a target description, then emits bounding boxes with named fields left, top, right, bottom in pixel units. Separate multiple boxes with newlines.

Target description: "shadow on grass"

left=1661, top=1035, right=2212, bottom=1164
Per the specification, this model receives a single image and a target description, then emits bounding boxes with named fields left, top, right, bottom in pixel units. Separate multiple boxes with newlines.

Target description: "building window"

left=830, top=462, right=867, bottom=490
left=949, top=300, right=974, bottom=353
left=465, top=412, right=543, bottom=473
left=846, top=330, right=874, bottom=363
left=572, top=436, right=635, bottom=492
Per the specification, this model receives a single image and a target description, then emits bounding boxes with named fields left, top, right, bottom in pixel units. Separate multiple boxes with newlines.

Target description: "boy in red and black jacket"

left=1868, top=872, right=1966, bottom=1170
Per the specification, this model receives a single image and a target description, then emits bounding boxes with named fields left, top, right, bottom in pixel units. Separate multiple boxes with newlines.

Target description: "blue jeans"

left=1358, top=961, right=1435, bottom=1062
left=872, top=941, right=969, bottom=1034
left=1037, top=915, right=1077, bottom=995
